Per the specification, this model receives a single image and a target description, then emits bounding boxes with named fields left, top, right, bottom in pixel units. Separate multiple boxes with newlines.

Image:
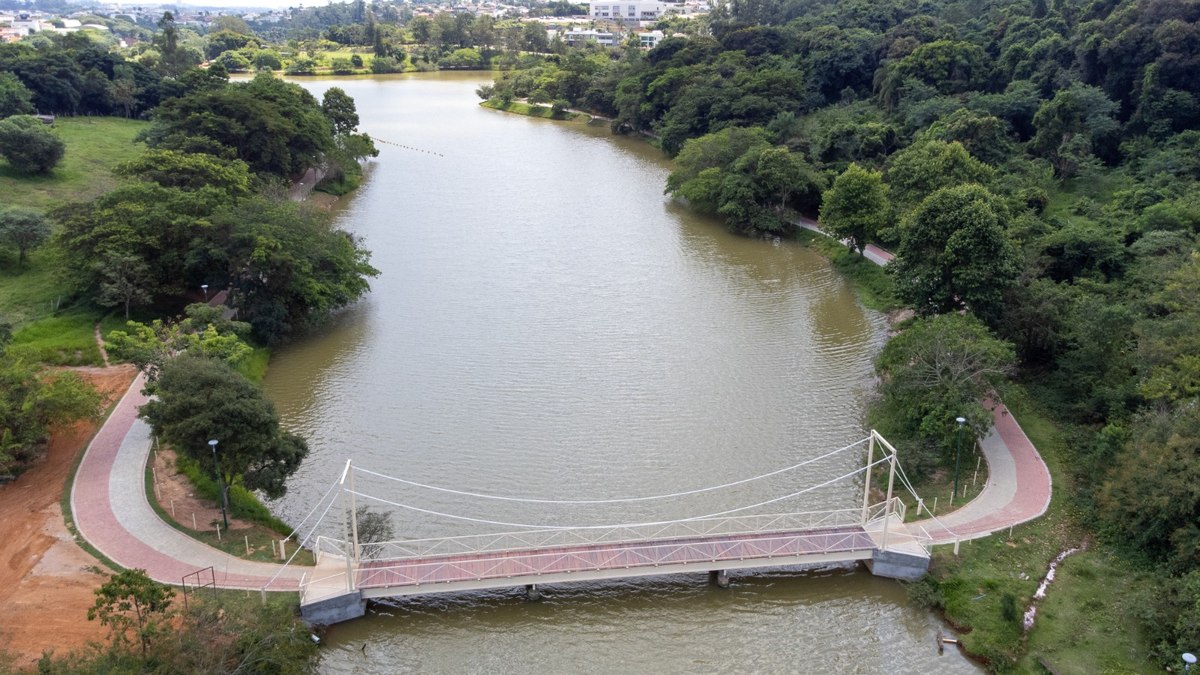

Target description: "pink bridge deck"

left=354, top=525, right=876, bottom=592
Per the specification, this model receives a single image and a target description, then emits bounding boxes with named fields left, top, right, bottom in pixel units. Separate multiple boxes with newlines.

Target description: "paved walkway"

left=908, top=401, right=1052, bottom=544
left=796, top=215, right=1054, bottom=545
left=71, top=372, right=306, bottom=590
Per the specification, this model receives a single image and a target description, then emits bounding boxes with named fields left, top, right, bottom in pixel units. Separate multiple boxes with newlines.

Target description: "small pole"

left=260, top=588, right=267, bottom=605
left=171, top=499, right=176, bottom=518
left=216, top=523, right=222, bottom=542
left=932, top=496, right=937, bottom=515
left=271, top=540, right=278, bottom=558
left=245, top=535, right=251, bottom=555
left=861, top=432, right=875, bottom=525
left=1008, top=525, right=1013, bottom=540
left=280, top=539, right=287, bottom=560
left=192, top=513, right=197, bottom=530
left=916, top=497, right=924, bottom=516
left=953, top=537, right=960, bottom=556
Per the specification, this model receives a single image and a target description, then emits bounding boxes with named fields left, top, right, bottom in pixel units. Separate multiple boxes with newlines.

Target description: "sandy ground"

left=0, top=365, right=135, bottom=669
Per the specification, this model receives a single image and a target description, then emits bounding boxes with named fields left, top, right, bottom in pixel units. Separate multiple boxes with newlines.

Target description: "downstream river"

left=262, top=73, right=979, bottom=673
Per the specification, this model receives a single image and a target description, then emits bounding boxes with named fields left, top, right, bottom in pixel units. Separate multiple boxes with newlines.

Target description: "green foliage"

left=0, top=115, right=66, bottom=174
left=0, top=206, right=50, bottom=266
left=871, top=313, right=1015, bottom=479
left=47, top=584, right=317, bottom=672
left=891, top=184, right=1021, bottom=324
left=143, top=72, right=333, bottom=178
left=140, top=355, right=308, bottom=500
left=0, top=347, right=100, bottom=474
left=819, top=163, right=889, bottom=253
left=0, top=71, right=35, bottom=117
left=171, top=453, right=292, bottom=534
left=87, top=569, right=174, bottom=657
left=106, top=303, right=253, bottom=385
left=884, top=140, right=994, bottom=210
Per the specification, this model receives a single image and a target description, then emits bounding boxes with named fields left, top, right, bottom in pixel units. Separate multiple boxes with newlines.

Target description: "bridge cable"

left=349, top=436, right=872, bottom=505
left=892, top=452, right=957, bottom=537
left=343, top=452, right=894, bottom=532
left=280, top=473, right=342, bottom=542
left=262, top=480, right=345, bottom=590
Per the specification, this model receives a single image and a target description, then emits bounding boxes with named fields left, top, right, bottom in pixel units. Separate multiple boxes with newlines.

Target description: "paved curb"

left=796, top=216, right=1054, bottom=544
left=71, top=372, right=305, bottom=590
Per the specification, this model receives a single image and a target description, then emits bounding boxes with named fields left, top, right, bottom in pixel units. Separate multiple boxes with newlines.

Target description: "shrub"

left=0, top=115, right=66, bottom=174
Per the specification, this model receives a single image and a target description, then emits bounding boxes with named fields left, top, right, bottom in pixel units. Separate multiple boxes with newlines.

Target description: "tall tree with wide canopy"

left=819, top=163, right=889, bottom=254
left=140, top=355, right=308, bottom=500
left=890, top=184, right=1020, bottom=325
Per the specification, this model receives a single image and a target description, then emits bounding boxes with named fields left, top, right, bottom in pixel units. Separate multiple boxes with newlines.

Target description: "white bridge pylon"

left=271, top=431, right=954, bottom=621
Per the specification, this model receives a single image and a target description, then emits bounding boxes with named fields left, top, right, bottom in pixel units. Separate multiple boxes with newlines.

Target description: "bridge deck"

left=348, top=525, right=875, bottom=597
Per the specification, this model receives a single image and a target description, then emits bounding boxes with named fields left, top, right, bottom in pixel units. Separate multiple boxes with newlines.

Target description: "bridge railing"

left=354, top=505, right=892, bottom=562
left=354, top=525, right=877, bottom=591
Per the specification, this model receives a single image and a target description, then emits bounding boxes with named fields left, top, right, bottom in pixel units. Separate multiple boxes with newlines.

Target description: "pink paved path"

left=796, top=215, right=1054, bottom=544
left=909, top=401, right=1053, bottom=544
left=71, top=372, right=305, bottom=590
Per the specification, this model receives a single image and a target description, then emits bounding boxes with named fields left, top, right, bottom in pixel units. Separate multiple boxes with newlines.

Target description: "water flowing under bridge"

left=270, top=432, right=951, bottom=625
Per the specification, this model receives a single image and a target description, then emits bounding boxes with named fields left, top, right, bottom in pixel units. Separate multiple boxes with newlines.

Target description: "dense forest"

left=484, top=0, right=1200, bottom=665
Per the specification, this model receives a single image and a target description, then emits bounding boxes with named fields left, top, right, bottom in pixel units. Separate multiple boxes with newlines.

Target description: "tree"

left=0, top=207, right=50, bottom=266
left=0, top=115, right=65, bottom=174
left=890, top=184, right=1021, bottom=325
left=139, top=355, right=308, bottom=500
left=106, top=303, right=253, bottom=384
left=819, top=164, right=889, bottom=254
left=0, top=351, right=100, bottom=474
left=322, top=87, right=360, bottom=135
left=0, top=71, right=35, bottom=117
left=87, top=569, right=174, bottom=658
left=885, top=140, right=993, bottom=209
left=95, top=251, right=154, bottom=320
left=871, top=313, right=1016, bottom=479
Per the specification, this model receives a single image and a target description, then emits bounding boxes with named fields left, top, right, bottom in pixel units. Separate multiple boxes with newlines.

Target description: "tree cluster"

left=488, top=0, right=1200, bottom=661
left=53, top=74, right=378, bottom=344
left=0, top=32, right=169, bottom=117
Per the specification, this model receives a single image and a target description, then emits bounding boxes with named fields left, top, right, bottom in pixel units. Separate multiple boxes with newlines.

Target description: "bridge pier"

left=709, top=570, right=730, bottom=588
left=866, top=549, right=930, bottom=581
left=300, top=590, right=365, bottom=626
left=525, top=584, right=542, bottom=601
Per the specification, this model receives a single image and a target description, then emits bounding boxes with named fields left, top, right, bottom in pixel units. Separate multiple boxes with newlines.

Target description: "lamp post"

left=1184, top=652, right=1196, bottom=674
left=953, top=416, right=967, bottom=503
left=209, top=439, right=228, bottom=529
left=201, top=284, right=209, bottom=301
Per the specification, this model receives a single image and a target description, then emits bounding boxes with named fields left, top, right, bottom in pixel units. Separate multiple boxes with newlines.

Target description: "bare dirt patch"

left=150, top=447, right=254, bottom=533
left=0, top=365, right=135, bottom=669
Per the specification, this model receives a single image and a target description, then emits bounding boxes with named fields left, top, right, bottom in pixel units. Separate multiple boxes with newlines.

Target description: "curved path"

left=908, top=401, right=1052, bottom=544
left=794, top=214, right=1054, bottom=544
left=68, top=222, right=1054, bottom=587
left=71, top=372, right=306, bottom=590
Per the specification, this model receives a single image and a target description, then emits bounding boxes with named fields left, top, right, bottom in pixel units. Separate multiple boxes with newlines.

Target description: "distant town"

left=2, top=0, right=711, bottom=50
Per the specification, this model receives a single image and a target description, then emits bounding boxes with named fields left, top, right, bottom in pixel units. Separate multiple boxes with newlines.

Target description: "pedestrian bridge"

left=265, top=432, right=951, bottom=625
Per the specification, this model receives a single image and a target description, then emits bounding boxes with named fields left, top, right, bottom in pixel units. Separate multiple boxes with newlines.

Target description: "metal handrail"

left=354, top=527, right=876, bottom=590
left=353, top=506, right=886, bottom=562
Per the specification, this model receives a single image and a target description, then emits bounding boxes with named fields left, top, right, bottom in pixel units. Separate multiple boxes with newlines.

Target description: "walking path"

left=70, top=372, right=305, bottom=590
left=65, top=219, right=1054, bottom=589
left=909, top=401, right=1052, bottom=544
left=796, top=215, right=1053, bottom=545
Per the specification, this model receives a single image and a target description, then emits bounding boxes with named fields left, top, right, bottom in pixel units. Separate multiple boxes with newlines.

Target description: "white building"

left=638, top=30, right=664, bottom=48
left=563, top=28, right=618, bottom=46
left=590, top=1, right=665, bottom=21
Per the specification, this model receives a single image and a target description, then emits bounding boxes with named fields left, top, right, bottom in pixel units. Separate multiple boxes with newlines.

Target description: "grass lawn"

left=0, top=117, right=146, bottom=362
left=0, top=116, right=146, bottom=212
left=926, top=388, right=1157, bottom=672
left=481, top=99, right=584, bottom=122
